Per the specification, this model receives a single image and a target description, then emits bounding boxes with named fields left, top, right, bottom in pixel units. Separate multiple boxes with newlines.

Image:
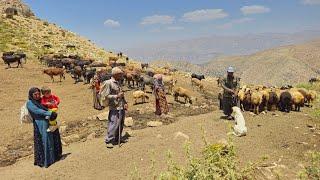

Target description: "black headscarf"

left=28, top=87, right=48, bottom=111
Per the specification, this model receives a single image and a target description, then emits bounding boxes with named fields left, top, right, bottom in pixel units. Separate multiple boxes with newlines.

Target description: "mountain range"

left=127, top=31, right=320, bottom=64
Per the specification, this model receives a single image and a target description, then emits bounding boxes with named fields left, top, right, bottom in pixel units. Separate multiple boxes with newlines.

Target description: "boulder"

left=124, top=117, right=134, bottom=127
left=147, top=121, right=163, bottom=127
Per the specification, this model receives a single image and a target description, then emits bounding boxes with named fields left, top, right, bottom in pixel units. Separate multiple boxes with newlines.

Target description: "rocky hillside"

left=0, top=0, right=34, bottom=17
left=0, top=0, right=113, bottom=60
left=153, top=39, right=320, bottom=86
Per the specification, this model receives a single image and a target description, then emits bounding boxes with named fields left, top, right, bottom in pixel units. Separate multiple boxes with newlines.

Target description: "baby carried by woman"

left=40, top=86, right=61, bottom=132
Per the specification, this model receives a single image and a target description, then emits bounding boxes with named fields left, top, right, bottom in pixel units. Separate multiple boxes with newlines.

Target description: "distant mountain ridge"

left=127, top=31, right=320, bottom=64
left=152, top=39, right=320, bottom=86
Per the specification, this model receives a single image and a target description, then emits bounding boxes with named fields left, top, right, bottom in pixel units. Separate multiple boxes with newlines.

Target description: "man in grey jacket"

left=101, top=67, right=128, bottom=148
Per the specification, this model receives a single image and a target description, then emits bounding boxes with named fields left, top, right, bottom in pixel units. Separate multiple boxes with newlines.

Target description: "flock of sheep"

left=228, top=85, right=318, bottom=114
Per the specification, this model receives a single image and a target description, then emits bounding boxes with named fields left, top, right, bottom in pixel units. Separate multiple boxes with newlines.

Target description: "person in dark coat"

left=26, top=87, right=62, bottom=168
left=220, top=67, right=240, bottom=120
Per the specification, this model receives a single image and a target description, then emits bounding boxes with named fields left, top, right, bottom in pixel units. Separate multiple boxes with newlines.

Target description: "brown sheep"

left=250, top=90, right=263, bottom=114
left=289, top=90, right=305, bottom=111
left=163, top=75, right=177, bottom=95
left=132, top=90, right=149, bottom=104
left=43, top=68, right=65, bottom=82
left=306, top=90, right=317, bottom=107
left=191, top=78, right=204, bottom=92
left=173, top=87, right=196, bottom=104
left=237, top=87, right=246, bottom=111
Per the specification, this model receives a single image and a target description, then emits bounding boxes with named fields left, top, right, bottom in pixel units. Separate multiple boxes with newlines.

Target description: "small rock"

left=97, top=112, right=108, bottom=121
left=82, top=122, right=88, bottom=127
left=185, top=103, right=191, bottom=107
left=174, top=132, right=189, bottom=140
left=261, top=111, right=266, bottom=115
left=87, top=132, right=97, bottom=140
left=61, top=140, right=68, bottom=146
left=124, top=117, right=134, bottom=127
left=87, top=115, right=96, bottom=121
left=59, top=125, right=67, bottom=134
left=297, top=142, right=308, bottom=145
left=124, top=130, right=134, bottom=136
left=295, top=127, right=299, bottom=129
left=63, top=134, right=80, bottom=143
left=0, top=146, right=8, bottom=153
left=249, top=112, right=256, bottom=116
left=192, top=106, right=199, bottom=110
left=147, top=121, right=163, bottom=127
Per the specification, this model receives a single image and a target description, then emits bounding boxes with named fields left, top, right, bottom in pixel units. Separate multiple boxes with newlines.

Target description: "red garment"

left=41, top=94, right=60, bottom=109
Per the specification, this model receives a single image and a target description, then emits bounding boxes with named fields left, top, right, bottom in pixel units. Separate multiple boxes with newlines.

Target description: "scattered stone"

left=87, top=115, right=96, bottom=121
left=87, top=132, right=97, bottom=140
left=59, top=125, right=67, bottom=134
left=147, top=121, right=163, bottom=127
left=261, top=111, right=266, bottom=115
left=124, top=117, right=134, bottom=127
left=174, top=132, right=189, bottom=140
left=297, top=142, right=308, bottom=145
left=63, top=134, right=80, bottom=143
left=192, top=106, right=199, bottom=110
left=61, top=140, right=68, bottom=146
left=97, top=112, right=108, bottom=121
left=249, top=112, right=256, bottom=116
left=124, top=130, right=134, bottom=137
left=82, top=122, right=88, bottom=127
left=185, top=103, right=191, bottom=107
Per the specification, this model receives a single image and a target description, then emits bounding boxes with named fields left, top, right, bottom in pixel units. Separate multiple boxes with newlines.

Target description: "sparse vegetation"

left=157, top=139, right=256, bottom=180
left=299, top=151, right=320, bottom=179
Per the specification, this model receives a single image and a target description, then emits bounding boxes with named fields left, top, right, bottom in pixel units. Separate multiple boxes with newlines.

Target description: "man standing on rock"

left=220, top=66, right=240, bottom=120
left=100, top=67, right=128, bottom=148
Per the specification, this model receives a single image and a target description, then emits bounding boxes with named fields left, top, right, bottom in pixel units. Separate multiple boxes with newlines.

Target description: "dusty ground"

left=0, top=60, right=218, bottom=166
left=0, top=60, right=319, bottom=179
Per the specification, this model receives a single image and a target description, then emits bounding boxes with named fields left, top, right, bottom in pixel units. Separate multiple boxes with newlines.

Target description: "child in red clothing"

left=41, top=86, right=60, bottom=132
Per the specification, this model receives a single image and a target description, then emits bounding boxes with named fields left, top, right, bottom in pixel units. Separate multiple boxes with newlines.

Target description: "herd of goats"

left=2, top=51, right=319, bottom=115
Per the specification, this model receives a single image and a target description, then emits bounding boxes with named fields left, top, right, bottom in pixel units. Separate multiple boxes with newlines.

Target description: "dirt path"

left=0, top=109, right=319, bottom=179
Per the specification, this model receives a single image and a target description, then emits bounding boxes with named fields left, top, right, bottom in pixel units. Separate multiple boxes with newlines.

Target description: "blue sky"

left=24, top=0, right=320, bottom=50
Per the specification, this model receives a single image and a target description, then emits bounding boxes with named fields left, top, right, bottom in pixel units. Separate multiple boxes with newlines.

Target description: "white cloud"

left=302, top=0, right=320, bottom=5
left=166, top=26, right=184, bottom=31
left=217, top=18, right=254, bottom=29
left=140, top=15, right=174, bottom=25
left=182, top=9, right=228, bottom=22
left=103, top=19, right=120, bottom=28
left=241, top=5, right=270, bottom=15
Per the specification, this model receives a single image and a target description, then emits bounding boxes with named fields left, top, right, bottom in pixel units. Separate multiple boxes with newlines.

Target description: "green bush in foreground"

left=158, top=140, right=254, bottom=180
left=299, top=151, right=320, bottom=180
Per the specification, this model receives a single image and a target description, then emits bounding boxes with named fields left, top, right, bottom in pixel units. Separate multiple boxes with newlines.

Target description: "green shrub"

left=158, top=140, right=251, bottom=180
left=299, top=152, right=320, bottom=179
